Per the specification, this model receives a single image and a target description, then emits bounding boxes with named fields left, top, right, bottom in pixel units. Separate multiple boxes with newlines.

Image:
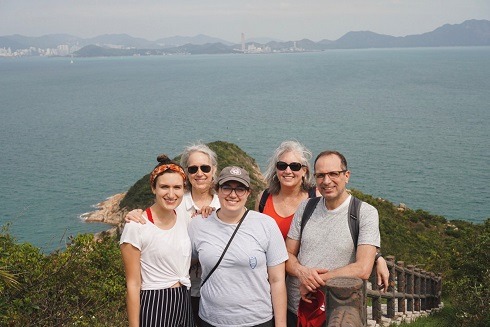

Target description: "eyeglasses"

left=187, top=165, right=212, bottom=174
left=220, top=185, right=249, bottom=197
left=314, top=170, right=347, bottom=180
left=276, top=161, right=305, bottom=171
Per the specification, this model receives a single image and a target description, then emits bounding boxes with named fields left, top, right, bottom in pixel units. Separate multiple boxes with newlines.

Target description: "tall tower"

left=241, top=33, right=245, bottom=52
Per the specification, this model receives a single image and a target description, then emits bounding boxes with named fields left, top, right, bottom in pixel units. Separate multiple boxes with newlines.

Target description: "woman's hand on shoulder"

left=195, top=206, right=216, bottom=218
left=124, top=209, right=145, bottom=224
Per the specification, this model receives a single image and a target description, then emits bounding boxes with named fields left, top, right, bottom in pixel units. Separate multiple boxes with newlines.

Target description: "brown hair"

left=150, top=154, right=186, bottom=188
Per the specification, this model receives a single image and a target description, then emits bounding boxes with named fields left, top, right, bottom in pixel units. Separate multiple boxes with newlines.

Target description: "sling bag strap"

left=201, top=209, right=249, bottom=287
left=300, top=196, right=362, bottom=248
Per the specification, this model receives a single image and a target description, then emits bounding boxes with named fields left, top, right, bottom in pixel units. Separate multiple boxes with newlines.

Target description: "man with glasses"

left=285, top=150, right=381, bottom=326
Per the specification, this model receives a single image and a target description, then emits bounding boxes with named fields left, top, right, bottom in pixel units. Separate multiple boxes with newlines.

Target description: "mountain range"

left=1, top=19, right=489, bottom=56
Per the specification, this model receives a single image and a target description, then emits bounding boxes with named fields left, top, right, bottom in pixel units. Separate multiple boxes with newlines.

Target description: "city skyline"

left=1, top=1, right=490, bottom=43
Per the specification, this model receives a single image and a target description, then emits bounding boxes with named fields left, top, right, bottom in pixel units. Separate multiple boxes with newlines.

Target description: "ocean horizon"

left=1, top=47, right=489, bottom=252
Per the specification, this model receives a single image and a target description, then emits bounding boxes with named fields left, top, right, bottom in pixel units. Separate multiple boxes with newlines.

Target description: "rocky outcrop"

left=83, top=192, right=128, bottom=226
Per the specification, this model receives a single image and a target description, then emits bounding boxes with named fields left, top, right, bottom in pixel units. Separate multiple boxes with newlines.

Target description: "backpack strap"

left=258, top=189, right=270, bottom=213
left=300, top=196, right=321, bottom=239
left=307, top=186, right=317, bottom=198
left=348, top=196, right=362, bottom=249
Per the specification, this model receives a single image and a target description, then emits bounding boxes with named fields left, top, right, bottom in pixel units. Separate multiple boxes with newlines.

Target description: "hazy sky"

left=1, top=0, right=489, bottom=42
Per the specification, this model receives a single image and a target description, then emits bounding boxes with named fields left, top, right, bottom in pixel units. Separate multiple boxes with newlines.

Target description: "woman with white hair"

left=126, top=142, right=220, bottom=327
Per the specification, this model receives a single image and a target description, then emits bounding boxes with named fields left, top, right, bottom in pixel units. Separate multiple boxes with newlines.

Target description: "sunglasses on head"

left=276, top=161, right=304, bottom=171
left=187, top=165, right=212, bottom=174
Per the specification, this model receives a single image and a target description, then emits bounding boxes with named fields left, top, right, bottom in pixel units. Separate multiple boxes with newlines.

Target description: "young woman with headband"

left=120, top=154, right=194, bottom=327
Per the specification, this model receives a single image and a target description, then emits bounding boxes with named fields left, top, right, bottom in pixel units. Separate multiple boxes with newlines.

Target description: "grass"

left=394, top=303, right=457, bottom=327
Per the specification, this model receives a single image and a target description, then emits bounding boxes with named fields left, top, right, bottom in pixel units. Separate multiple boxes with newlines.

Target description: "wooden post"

left=429, top=272, right=436, bottom=309
left=369, top=263, right=382, bottom=323
left=406, top=265, right=415, bottom=312
left=397, top=261, right=406, bottom=314
left=421, top=270, right=427, bottom=311
left=437, top=273, right=443, bottom=307
left=414, top=268, right=421, bottom=312
left=386, top=256, right=396, bottom=318
left=325, top=277, right=365, bottom=327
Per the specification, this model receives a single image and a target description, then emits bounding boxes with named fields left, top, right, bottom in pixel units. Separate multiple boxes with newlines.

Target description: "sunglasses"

left=276, top=161, right=305, bottom=171
left=187, top=165, right=212, bottom=174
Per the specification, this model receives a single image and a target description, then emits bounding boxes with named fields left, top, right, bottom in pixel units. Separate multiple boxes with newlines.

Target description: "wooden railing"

left=324, top=255, right=442, bottom=326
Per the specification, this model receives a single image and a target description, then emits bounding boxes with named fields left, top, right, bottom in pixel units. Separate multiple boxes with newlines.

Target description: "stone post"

left=325, top=277, right=365, bottom=327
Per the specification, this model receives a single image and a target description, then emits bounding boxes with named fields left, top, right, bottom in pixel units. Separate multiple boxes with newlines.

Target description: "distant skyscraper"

left=241, top=33, right=245, bottom=52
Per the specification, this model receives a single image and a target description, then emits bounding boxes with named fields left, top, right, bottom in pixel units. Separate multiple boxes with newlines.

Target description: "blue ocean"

left=1, top=47, right=489, bottom=252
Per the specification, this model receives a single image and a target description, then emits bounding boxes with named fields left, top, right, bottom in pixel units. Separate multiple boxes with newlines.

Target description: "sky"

left=1, top=0, right=489, bottom=43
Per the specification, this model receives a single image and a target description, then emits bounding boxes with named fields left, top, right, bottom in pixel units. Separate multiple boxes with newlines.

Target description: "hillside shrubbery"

left=0, top=226, right=127, bottom=326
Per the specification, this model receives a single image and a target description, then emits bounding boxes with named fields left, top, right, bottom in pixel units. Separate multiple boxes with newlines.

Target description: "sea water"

left=1, top=47, right=489, bottom=252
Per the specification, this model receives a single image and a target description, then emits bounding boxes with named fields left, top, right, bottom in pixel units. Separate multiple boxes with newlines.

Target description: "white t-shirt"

left=120, top=211, right=192, bottom=290
left=176, top=192, right=220, bottom=297
left=188, top=210, right=288, bottom=327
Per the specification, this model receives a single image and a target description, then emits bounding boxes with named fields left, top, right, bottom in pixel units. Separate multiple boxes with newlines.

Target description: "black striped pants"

left=140, top=286, right=194, bottom=327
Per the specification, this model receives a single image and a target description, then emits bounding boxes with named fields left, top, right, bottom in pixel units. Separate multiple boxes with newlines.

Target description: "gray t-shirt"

left=286, top=195, right=380, bottom=313
left=188, top=209, right=288, bottom=327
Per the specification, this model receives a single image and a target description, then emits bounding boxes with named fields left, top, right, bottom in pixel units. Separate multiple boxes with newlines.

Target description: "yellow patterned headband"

left=150, top=164, right=187, bottom=187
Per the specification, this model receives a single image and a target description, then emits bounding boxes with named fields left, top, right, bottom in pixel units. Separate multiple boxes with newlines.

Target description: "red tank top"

left=263, top=195, right=293, bottom=240
left=145, top=208, right=154, bottom=223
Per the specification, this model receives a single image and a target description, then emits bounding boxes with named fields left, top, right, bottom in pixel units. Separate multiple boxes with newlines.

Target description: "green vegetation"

left=1, top=142, right=488, bottom=326
left=0, top=226, right=127, bottom=326
left=396, top=303, right=457, bottom=327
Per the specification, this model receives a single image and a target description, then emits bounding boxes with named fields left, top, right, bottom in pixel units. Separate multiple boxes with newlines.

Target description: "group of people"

left=120, top=141, right=389, bottom=327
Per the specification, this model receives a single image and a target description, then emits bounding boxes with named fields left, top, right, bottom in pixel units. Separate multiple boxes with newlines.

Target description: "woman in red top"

left=255, top=141, right=315, bottom=239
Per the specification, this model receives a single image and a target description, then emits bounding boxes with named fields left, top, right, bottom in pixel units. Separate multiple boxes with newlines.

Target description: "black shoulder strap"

left=307, top=186, right=317, bottom=198
left=300, top=196, right=321, bottom=239
left=258, top=189, right=270, bottom=213
left=348, top=196, right=362, bottom=249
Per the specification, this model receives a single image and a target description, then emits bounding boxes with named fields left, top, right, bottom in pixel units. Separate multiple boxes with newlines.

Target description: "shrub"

left=0, top=229, right=127, bottom=326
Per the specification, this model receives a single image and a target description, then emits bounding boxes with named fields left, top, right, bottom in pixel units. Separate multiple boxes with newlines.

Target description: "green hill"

left=119, top=140, right=266, bottom=210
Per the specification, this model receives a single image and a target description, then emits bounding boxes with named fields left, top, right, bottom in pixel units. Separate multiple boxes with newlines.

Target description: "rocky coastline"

left=82, top=192, right=128, bottom=238
left=83, top=192, right=127, bottom=225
